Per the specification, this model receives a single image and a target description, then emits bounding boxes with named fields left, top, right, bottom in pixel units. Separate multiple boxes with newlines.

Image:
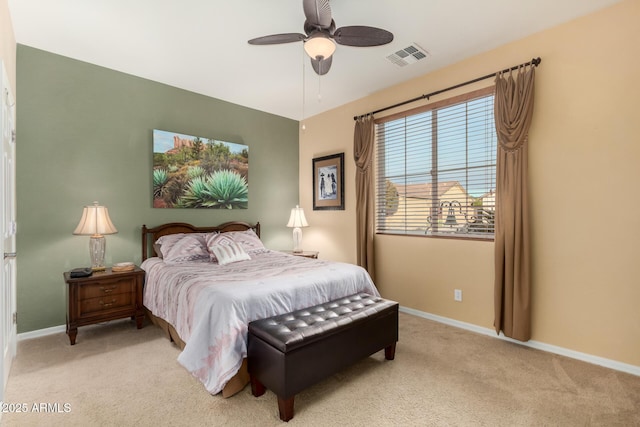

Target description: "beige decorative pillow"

left=209, top=242, right=251, bottom=265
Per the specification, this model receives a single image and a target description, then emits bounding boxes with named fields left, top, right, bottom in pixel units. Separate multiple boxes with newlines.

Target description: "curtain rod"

left=353, top=57, right=541, bottom=121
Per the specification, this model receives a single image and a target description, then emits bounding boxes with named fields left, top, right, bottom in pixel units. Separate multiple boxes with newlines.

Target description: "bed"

left=140, top=221, right=380, bottom=397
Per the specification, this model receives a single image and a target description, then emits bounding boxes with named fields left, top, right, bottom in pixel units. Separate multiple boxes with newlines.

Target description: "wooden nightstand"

left=282, top=250, right=319, bottom=259
left=63, top=267, right=145, bottom=345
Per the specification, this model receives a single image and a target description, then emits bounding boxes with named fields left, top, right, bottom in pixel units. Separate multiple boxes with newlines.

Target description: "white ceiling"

left=8, top=0, right=621, bottom=121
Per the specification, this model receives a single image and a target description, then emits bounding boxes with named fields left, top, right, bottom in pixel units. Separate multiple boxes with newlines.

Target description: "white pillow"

left=209, top=242, right=251, bottom=265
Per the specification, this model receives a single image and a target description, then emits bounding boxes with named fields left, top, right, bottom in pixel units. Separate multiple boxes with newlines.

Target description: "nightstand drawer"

left=79, top=277, right=134, bottom=299
left=80, top=293, right=133, bottom=315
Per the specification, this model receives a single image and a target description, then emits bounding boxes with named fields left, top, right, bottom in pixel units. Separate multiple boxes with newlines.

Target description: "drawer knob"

left=100, top=299, right=117, bottom=307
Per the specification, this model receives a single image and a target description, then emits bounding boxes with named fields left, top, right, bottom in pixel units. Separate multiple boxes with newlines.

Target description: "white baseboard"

left=400, top=306, right=640, bottom=377
left=19, top=311, right=640, bottom=378
left=17, top=324, right=66, bottom=341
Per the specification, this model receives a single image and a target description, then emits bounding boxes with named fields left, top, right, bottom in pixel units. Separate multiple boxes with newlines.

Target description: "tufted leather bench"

left=248, top=293, right=398, bottom=421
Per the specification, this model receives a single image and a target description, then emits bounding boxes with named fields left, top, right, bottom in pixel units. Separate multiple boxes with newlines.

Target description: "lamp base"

left=89, top=235, right=107, bottom=272
left=292, top=227, right=303, bottom=254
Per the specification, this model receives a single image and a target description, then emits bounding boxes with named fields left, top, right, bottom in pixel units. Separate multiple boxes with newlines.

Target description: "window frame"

left=374, top=86, right=496, bottom=241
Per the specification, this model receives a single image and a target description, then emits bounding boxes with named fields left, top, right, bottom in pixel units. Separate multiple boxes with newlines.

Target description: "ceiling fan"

left=248, top=0, right=394, bottom=76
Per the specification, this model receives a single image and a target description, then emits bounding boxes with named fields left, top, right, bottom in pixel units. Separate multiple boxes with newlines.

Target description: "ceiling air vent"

left=386, top=43, right=429, bottom=67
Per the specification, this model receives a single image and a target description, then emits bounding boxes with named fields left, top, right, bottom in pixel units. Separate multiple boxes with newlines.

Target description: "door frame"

left=0, top=59, right=17, bottom=404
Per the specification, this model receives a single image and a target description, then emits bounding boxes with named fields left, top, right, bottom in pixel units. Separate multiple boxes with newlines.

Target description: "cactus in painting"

left=153, top=168, right=169, bottom=198
left=177, top=170, right=248, bottom=209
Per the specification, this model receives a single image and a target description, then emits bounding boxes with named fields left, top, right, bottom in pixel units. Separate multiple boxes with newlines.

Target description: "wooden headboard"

left=141, top=221, right=261, bottom=261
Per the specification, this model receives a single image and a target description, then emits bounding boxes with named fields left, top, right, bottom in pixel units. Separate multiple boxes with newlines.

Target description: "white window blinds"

left=375, top=87, right=496, bottom=238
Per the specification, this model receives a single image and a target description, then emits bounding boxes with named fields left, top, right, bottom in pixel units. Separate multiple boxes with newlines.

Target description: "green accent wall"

left=15, top=45, right=300, bottom=333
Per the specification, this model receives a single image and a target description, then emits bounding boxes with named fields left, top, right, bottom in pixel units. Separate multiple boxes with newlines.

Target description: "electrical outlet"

left=454, top=289, right=462, bottom=302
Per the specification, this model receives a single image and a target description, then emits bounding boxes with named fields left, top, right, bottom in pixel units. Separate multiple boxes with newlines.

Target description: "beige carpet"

left=2, top=313, right=639, bottom=426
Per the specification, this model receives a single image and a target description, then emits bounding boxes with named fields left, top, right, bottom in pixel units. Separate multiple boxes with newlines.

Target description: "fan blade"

left=333, top=26, right=394, bottom=47
left=311, top=56, right=332, bottom=76
left=248, top=33, right=306, bottom=45
left=303, top=0, right=332, bottom=29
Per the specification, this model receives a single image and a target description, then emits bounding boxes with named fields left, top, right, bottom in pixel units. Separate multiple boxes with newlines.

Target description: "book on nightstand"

left=112, top=262, right=135, bottom=272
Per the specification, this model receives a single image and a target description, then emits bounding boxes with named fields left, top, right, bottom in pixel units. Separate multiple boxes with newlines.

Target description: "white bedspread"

left=141, top=249, right=379, bottom=394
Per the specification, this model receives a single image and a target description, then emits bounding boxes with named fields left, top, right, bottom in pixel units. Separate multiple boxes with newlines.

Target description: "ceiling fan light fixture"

left=304, top=33, right=336, bottom=60
left=248, top=0, right=393, bottom=76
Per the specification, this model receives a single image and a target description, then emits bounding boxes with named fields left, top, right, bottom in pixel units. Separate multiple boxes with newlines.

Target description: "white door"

left=0, top=60, right=17, bottom=403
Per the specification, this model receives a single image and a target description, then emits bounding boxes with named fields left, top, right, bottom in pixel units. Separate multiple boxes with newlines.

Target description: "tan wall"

left=299, top=0, right=640, bottom=367
left=0, top=0, right=16, bottom=94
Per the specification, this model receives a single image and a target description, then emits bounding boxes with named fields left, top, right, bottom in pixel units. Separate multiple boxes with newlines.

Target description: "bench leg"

left=277, top=396, right=295, bottom=422
left=385, top=342, right=396, bottom=360
left=250, top=376, right=266, bottom=397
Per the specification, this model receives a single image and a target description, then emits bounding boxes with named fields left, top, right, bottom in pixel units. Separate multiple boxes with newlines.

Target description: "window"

left=375, top=87, right=496, bottom=239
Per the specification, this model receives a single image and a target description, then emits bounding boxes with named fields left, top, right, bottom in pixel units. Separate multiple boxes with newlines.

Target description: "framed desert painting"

left=152, top=129, right=248, bottom=209
left=312, top=153, right=344, bottom=210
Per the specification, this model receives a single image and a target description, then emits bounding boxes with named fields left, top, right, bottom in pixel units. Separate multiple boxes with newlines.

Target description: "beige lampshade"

left=287, top=205, right=309, bottom=228
left=73, top=201, right=118, bottom=236
left=304, top=33, right=336, bottom=60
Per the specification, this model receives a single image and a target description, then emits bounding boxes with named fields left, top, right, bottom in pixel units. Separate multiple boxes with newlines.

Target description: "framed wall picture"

left=152, top=129, right=249, bottom=209
left=313, top=153, right=344, bottom=210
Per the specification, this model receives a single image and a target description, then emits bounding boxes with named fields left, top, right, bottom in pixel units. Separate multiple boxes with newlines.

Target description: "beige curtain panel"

left=353, top=115, right=376, bottom=281
left=493, top=65, right=536, bottom=342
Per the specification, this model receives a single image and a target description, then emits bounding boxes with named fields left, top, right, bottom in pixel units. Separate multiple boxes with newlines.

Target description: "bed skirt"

left=144, top=308, right=250, bottom=398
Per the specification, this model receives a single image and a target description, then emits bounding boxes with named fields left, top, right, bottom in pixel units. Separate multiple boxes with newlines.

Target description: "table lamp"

left=73, top=201, right=118, bottom=271
left=286, top=205, right=308, bottom=253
